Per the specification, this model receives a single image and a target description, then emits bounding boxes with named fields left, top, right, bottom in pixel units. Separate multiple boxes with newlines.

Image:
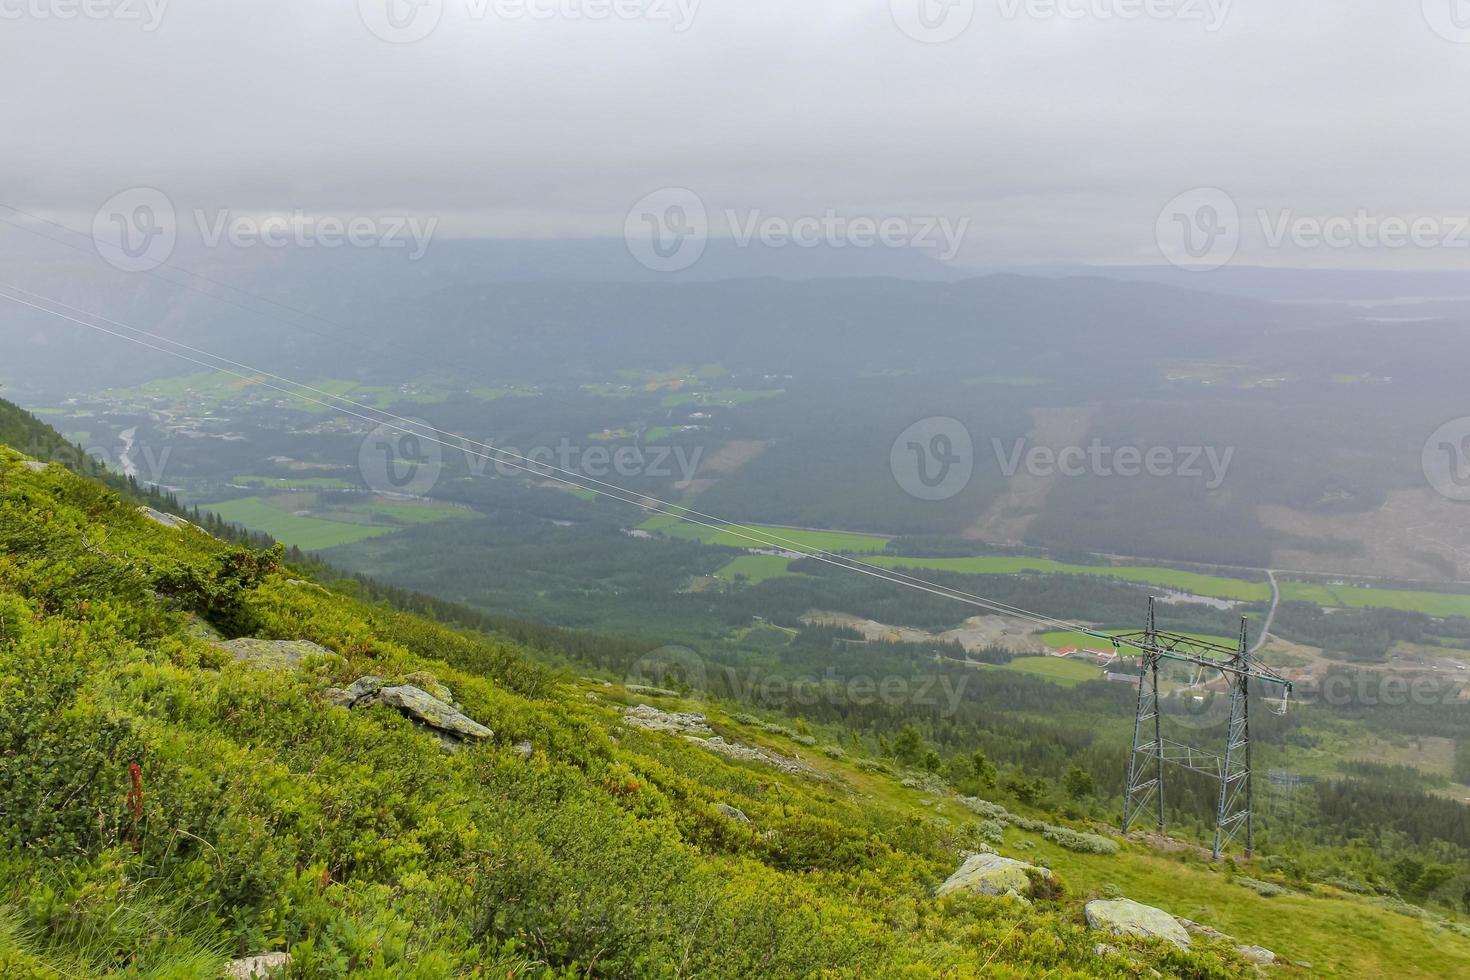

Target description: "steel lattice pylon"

left=1116, top=599, right=1291, bottom=860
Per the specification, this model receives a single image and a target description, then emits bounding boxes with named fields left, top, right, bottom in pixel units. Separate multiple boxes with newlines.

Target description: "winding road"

left=1249, top=569, right=1280, bottom=656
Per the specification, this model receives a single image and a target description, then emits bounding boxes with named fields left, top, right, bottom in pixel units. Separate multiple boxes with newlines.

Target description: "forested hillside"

left=1, top=409, right=1468, bottom=977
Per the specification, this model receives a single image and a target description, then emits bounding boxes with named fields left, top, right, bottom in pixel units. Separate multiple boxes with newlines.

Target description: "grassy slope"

left=2, top=443, right=1467, bottom=976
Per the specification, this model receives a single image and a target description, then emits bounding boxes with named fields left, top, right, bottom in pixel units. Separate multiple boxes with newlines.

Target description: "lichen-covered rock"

left=1235, top=944, right=1277, bottom=965
left=327, top=675, right=386, bottom=708
left=1177, top=917, right=1227, bottom=941
left=513, top=740, right=534, bottom=759
left=1084, top=899, right=1191, bottom=950
left=936, top=853, right=1052, bottom=899
left=716, top=803, right=750, bottom=823
left=138, top=506, right=190, bottom=530
left=378, top=685, right=493, bottom=740
left=224, top=952, right=290, bottom=978
left=218, top=638, right=333, bottom=670
left=402, top=670, right=453, bottom=704
left=686, top=736, right=823, bottom=778
left=623, top=704, right=713, bottom=736
left=21, top=460, right=48, bottom=473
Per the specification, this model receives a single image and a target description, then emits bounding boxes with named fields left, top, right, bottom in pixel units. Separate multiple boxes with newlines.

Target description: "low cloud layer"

left=4, top=1, right=1470, bottom=268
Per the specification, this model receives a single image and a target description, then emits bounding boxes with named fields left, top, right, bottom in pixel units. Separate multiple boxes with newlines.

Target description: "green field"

left=1280, top=580, right=1470, bottom=618
left=232, top=475, right=355, bottom=490
left=205, top=497, right=396, bottom=550
left=1002, top=656, right=1103, bottom=687
left=205, top=495, right=471, bottom=550
left=715, top=554, right=795, bottom=584
left=641, top=514, right=891, bottom=553
left=1038, top=629, right=1238, bottom=654
left=870, top=555, right=1270, bottom=601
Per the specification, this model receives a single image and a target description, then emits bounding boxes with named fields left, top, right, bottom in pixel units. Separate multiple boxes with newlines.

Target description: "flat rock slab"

left=218, top=638, right=333, bottom=670
left=138, top=506, right=190, bottom=530
left=687, top=736, right=823, bottom=778
left=623, top=704, right=713, bottom=736
left=1085, top=899, right=1191, bottom=949
left=224, top=952, right=291, bottom=978
left=1236, top=944, right=1277, bottom=965
left=378, top=685, right=493, bottom=740
left=936, top=853, right=1051, bottom=899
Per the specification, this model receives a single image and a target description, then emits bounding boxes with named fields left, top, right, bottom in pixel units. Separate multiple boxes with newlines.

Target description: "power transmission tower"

left=1116, top=598, right=1293, bottom=860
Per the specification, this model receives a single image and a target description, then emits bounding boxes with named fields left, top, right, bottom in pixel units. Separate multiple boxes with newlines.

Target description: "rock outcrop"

left=936, top=853, right=1052, bottom=900
left=1084, top=899, right=1191, bottom=950
left=138, top=506, right=191, bottom=530
left=224, top=952, right=290, bottom=978
left=378, top=685, right=492, bottom=740
left=1179, top=918, right=1278, bottom=965
left=716, top=803, right=751, bottom=823
left=686, top=735, right=823, bottom=778
left=622, top=704, right=714, bottom=736
left=218, top=638, right=334, bottom=670
left=327, top=674, right=493, bottom=749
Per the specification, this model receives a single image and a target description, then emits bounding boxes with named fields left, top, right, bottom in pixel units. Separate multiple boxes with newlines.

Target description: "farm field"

left=232, top=475, right=354, bottom=490
left=640, top=514, right=891, bottom=553
left=1279, top=580, right=1470, bottom=618
left=1038, top=629, right=1239, bottom=654
left=204, top=494, right=471, bottom=550
left=1001, top=656, right=1103, bottom=687
left=715, top=554, right=795, bottom=583
left=870, top=555, right=1270, bottom=602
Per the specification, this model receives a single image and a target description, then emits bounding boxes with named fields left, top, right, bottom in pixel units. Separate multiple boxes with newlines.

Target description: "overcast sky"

left=4, top=1, right=1470, bottom=269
